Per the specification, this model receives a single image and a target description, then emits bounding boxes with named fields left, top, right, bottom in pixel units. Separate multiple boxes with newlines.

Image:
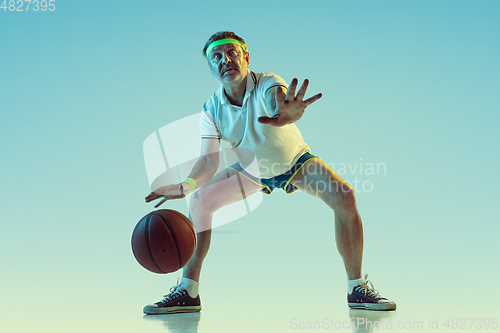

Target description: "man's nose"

left=221, top=52, right=231, bottom=65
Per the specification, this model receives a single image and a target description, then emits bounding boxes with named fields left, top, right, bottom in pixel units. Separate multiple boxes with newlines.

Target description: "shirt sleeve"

left=258, top=72, right=289, bottom=97
left=200, top=108, right=221, bottom=140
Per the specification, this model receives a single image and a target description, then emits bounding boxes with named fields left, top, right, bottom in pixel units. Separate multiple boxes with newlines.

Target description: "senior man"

left=144, top=31, right=396, bottom=314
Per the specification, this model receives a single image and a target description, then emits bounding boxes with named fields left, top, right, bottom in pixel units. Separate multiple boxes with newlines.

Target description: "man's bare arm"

left=264, top=85, right=286, bottom=117
left=145, top=138, right=220, bottom=208
left=185, top=138, right=220, bottom=191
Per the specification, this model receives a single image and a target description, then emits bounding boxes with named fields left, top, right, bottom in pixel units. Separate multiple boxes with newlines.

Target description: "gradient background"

left=1, top=1, right=499, bottom=332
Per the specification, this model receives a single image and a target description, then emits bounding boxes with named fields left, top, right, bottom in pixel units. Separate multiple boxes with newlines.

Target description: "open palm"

left=258, top=78, right=322, bottom=127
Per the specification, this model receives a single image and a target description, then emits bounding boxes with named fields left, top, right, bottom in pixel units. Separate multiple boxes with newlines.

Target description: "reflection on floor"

left=143, top=313, right=201, bottom=333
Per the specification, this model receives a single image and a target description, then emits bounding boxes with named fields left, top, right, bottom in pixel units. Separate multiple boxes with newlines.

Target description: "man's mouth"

left=222, top=68, right=236, bottom=75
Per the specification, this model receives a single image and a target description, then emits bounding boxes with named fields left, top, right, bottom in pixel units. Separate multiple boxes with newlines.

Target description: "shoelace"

left=357, top=274, right=382, bottom=300
left=159, top=278, right=186, bottom=303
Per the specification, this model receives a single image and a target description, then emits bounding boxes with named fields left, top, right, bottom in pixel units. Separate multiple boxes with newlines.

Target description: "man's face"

left=207, top=43, right=249, bottom=86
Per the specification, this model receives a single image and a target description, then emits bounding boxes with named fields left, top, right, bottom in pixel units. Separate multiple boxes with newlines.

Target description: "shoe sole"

left=348, top=303, right=396, bottom=311
left=143, top=305, right=202, bottom=315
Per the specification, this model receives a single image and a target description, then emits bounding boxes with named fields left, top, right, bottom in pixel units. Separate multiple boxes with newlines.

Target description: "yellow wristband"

left=184, top=178, right=196, bottom=194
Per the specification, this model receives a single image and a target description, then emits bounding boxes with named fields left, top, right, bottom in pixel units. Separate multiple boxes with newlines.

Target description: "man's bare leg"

left=290, top=157, right=396, bottom=310
left=182, top=230, right=212, bottom=282
left=291, top=158, right=362, bottom=280
left=143, top=167, right=262, bottom=314
left=182, top=167, right=262, bottom=282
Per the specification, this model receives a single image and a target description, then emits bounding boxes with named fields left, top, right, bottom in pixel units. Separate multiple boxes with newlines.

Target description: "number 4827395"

left=1, top=0, right=56, bottom=11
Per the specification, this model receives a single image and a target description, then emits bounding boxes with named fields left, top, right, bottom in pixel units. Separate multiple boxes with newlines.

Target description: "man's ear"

left=245, top=52, right=250, bottom=65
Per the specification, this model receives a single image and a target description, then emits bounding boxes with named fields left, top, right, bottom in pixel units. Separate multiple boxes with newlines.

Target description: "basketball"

left=131, top=209, right=197, bottom=274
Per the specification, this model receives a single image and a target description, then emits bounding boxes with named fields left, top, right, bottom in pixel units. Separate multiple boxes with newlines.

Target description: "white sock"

left=179, top=277, right=199, bottom=298
left=348, top=277, right=364, bottom=294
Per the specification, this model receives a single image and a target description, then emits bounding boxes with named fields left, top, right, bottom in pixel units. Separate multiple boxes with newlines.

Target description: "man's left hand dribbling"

left=258, top=78, right=322, bottom=127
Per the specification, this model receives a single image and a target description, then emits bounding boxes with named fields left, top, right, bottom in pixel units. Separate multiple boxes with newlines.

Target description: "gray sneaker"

left=347, top=274, right=396, bottom=311
left=143, top=283, right=201, bottom=315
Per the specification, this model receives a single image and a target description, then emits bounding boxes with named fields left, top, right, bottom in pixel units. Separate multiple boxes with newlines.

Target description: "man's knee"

left=189, top=188, right=219, bottom=214
left=323, top=181, right=357, bottom=211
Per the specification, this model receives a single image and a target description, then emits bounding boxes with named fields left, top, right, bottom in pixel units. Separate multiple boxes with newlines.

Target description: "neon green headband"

left=205, top=38, right=248, bottom=57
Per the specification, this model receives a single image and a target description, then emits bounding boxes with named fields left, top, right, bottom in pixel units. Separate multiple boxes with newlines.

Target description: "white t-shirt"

left=200, top=70, right=310, bottom=179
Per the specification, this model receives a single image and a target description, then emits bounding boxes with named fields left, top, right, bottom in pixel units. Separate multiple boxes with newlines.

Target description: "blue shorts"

left=229, top=152, right=318, bottom=194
